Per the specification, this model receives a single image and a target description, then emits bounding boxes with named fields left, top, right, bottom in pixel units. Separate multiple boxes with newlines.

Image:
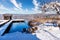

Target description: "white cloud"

left=10, top=0, right=22, bottom=9
left=0, top=4, right=10, bottom=14
left=0, top=4, right=35, bottom=14
left=0, top=4, right=8, bottom=10
left=0, top=0, right=41, bottom=14
left=32, top=0, right=42, bottom=13
left=10, top=0, right=32, bottom=14
left=33, top=0, right=39, bottom=10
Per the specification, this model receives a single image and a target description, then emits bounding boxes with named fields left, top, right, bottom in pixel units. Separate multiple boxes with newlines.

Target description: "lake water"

left=8, top=20, right=57, bottom=33
left=9, top=21, right=29, bottom=33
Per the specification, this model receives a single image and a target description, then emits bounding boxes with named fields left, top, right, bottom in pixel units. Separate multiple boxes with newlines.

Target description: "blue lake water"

left=7, top=20, right=58, bottom=33
left=9, top=21, right=29, bottom=33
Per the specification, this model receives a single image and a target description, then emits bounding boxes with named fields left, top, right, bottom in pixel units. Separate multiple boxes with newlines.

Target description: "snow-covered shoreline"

left=32, top=26, right=60, bottom=40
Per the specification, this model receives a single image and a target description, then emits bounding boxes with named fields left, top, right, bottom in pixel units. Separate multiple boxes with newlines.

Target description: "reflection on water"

left=9, top=21, right=29, bottom=33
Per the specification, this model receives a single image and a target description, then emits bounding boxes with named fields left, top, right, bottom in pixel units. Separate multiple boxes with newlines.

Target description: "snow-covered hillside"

left=42, top=1, right=60, bottom=14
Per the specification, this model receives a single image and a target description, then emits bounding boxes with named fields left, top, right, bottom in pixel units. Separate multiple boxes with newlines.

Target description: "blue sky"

left=0, top=0, right=59, bottom=14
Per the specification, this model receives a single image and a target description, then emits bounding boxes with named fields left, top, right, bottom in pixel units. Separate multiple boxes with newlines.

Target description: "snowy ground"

left=33, top=26, right=60, bottom=40
left=0, top=20, right=9, bottom=25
